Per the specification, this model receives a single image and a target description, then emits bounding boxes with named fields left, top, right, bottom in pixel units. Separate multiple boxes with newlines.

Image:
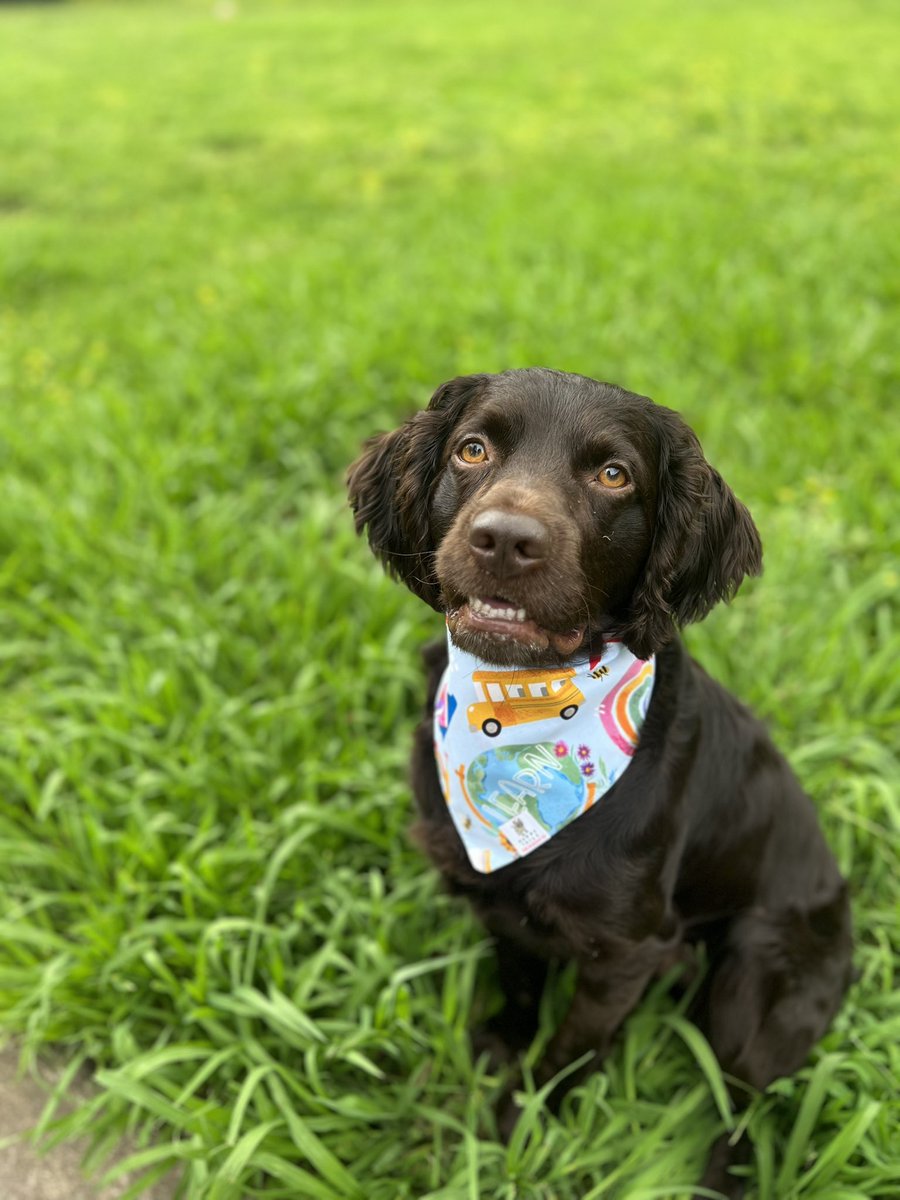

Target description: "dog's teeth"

left=468, top=597, right=528, bottom=622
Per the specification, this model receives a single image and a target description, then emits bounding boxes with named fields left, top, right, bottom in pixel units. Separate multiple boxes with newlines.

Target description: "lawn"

left=0, top=0, right=898, bottom=1196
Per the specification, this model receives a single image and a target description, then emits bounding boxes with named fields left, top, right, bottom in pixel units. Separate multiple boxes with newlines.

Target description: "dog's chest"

left=430, top=811, right=655, bottom=958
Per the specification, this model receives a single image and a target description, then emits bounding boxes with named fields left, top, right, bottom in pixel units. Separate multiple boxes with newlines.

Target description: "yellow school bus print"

left=467, top=667, right=586, bottom=737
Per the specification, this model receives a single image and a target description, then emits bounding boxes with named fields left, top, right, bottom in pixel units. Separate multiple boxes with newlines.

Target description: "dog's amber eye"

left=598, top=465, right=628, bottom=489
left=458, top=440, right=488, bottom=464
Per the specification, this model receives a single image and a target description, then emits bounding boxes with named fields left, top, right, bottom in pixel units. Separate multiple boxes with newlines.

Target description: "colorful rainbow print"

left=599, top=659, right=654, bottom=755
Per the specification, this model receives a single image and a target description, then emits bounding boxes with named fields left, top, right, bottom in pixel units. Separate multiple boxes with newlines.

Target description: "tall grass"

left=0, top=1, right=898, bottom=1196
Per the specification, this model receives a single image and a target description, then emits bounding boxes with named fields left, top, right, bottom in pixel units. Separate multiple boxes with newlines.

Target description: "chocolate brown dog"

left=348, top=369, right=852, bottom=1197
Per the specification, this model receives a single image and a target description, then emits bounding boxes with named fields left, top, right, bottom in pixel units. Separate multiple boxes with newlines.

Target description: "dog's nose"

left=468, top=510, right=549, bottom=577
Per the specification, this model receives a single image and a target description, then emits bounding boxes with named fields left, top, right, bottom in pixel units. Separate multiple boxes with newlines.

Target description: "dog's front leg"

left=473, top=933, right=549, bottom=1069
left=539, top=941, right=666, bottom=1099
left=496, top=938, right=664, bottom=1138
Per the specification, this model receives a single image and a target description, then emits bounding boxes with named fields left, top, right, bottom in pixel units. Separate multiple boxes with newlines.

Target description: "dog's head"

left=348, top=369, right=762, bottom=665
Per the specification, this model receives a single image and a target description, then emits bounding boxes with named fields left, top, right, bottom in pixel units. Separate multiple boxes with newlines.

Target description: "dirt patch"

left=0, top=1046, right=177, bottom=1200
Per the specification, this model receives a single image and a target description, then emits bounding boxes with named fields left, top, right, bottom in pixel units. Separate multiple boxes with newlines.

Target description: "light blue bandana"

left=433, top=634, right=655, bottom=873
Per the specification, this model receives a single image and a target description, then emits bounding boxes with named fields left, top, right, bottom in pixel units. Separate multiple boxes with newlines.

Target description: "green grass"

left=0, top=0, right=898, bottom=1196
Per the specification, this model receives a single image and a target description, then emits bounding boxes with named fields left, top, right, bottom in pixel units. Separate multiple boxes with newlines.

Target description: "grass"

left=0, top=0, right=898, bottom=1196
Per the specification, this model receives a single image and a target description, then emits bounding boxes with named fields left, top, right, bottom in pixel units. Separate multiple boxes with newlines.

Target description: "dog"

left=347, top=369, right=852, bottom=1198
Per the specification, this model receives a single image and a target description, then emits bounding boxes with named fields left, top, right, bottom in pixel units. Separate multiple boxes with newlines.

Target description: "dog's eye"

left=598, top=464, right=628, bottom=489
left=458, top=440, right=488, bottom=465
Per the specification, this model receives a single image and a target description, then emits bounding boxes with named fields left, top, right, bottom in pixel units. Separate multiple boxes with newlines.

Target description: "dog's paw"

left=695, top=1132, right=749, bottom=1200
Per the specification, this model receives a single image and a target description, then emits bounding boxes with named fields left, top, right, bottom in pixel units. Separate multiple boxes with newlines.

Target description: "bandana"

left=433, top=633, right=655, bottom=873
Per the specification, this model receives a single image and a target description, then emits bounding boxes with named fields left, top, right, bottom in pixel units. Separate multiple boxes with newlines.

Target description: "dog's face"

left=348, top=369, right=762, bottom=664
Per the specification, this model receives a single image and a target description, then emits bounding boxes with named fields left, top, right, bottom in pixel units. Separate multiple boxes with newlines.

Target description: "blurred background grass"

left=0, top=1, right=898, bottom=1197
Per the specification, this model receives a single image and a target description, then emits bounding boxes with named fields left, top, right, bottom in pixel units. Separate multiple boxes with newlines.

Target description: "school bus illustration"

left=467, top=667, right=586, bottom=737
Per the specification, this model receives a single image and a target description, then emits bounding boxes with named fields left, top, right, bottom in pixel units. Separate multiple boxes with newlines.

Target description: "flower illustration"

left=554, top=740, right=568, bottom=758
left=577, top=744, right=591, bottom=760
left=581, top=762, right=595, bottom=777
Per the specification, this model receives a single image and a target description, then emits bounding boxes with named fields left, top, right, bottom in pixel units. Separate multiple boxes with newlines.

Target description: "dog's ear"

left=347, top=375, right=489, bottom=609
left=620, top=408, right=763, bottom=658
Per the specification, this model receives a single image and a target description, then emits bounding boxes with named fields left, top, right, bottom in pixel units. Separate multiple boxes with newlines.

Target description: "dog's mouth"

left=446, top=595, right=586, bottom=657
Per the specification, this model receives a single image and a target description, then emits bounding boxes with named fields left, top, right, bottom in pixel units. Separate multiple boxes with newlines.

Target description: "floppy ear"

left=620, top=408, right=763, bottom=658
left=347, top=375, right=489, bottom=609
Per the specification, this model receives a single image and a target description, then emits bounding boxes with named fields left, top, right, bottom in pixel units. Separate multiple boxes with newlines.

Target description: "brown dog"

left=348, top=369, right=852, bottom=1198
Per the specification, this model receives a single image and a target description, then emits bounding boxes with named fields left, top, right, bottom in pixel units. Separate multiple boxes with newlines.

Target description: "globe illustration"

left=466, top=742, right=585, bottom=832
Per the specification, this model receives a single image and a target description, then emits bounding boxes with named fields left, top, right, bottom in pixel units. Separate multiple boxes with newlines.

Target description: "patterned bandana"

left=433, top=632, right=655, bottom=873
